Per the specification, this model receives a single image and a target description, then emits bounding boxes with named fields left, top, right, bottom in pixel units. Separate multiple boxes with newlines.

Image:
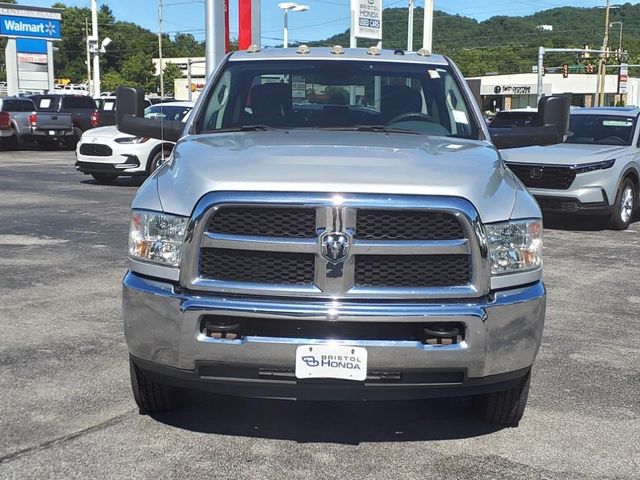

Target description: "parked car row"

left=0, top=94, right=155, bottom=151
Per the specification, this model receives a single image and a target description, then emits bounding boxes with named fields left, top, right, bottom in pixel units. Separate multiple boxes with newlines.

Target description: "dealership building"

left=467, top=73, right=640, bottom=112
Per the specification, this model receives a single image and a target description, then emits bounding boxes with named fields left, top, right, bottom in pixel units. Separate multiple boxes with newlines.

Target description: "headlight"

left=115, top=136, right=149, bottom=144
left=573, top=159, right=615, bottom=174
left=486, top=219, right=542, bottom=275
left=129, top=210, right=188, bottom=266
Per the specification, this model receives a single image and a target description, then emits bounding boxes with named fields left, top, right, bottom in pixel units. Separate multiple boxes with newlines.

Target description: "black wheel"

left=91, top=173, right=118, bottom=184
left=474, top=372, right=531, bottom=427
left=64, top=127, right=83, bottom=150
left=147, top=148, right=170, bottom=175
left=4, top=130, right=20, bottom=150
left=130, top=357, right=178, bottom=414
left=609, top=177, right=636, bottom=230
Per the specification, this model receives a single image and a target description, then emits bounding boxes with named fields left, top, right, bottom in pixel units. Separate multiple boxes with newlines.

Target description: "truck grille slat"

left=208, top=207, right=316, bottom=238
left=354, top=254, right=470, bottom=287
left=199, top=248, right=315, bottom=285
left=356, top=210, right=464, bottom=240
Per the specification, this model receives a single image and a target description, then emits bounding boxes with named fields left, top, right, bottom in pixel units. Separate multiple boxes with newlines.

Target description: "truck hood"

left=501, top=142, right=630, bottom=166
left=153, top=130, right=521, bottom=223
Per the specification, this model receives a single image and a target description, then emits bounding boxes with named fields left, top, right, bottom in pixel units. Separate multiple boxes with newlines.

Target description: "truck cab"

left=119, top=47, right=568, bottom=427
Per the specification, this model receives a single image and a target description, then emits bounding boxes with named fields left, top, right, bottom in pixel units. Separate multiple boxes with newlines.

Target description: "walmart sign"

left=0, top=15, right=61, bottom=40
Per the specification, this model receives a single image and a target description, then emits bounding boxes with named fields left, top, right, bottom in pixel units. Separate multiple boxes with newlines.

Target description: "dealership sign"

left=618, top=64, right=628, bottom=95
left=353, top=0, right=382, bottom=40
left=481, top=84, right=538, bottom=95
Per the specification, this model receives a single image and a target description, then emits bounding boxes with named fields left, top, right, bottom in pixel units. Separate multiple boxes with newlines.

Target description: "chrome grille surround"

left=180, top=192, right=490, bottom=300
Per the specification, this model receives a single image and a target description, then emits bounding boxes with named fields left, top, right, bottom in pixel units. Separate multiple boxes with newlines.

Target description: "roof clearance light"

left=367, top=46, right=381, bottom=56
left=246, top=44, right=261, bottom=53
left=296, top=44, right=311, bottom=54
left=330, top=45, right=345, bottom=55
left=416, top=48, right=431, bottom=57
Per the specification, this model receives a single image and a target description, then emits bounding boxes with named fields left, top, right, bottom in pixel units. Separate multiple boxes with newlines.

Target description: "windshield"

left=196, top=59, right=479, bottom=139
left=144, top=105, right=192, bottom=122
left=565, top=114, right=637, bottom=146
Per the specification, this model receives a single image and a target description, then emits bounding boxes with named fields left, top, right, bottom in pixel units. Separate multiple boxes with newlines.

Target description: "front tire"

left=474, top=372, right=531, bottom=427
left=91, top=173, right=117, bottom=184
left=609, top=178, right=636, bottom=230
left=130, top=357, right=179, bottom=414
left=147, top=148, right=170, bottom=175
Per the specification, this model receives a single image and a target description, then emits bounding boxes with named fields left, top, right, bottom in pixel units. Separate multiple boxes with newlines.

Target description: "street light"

left=278, top=2, right=309, bottom=48
left=610, top=21, right=623, bottom=54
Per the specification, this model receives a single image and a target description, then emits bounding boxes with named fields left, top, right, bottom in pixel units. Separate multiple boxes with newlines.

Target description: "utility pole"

left=350, top=0, right=357, bottom=49
left=204, top=0, right=225, bottom=78
left=423, top=0, right=434, bottom=52
left=85, top=18, right=92, bottom=96
left=91, top=0, right=100, bottom=97
left=158, top=0, right=164, bottom=99
left=597, top=0, right=612, bottom=107
left=407, top=0, right=414, bottom=51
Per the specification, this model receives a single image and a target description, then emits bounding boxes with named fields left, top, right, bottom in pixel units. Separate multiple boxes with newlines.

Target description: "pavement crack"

left=0, top=409, right=136, bottom=465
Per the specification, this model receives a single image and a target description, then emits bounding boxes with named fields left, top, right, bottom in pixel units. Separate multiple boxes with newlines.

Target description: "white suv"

left=75, top=102, right=193, bottom=183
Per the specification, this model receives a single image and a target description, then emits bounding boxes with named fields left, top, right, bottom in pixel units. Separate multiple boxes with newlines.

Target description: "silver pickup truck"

left=0, top=96, right=73, bottom=148
left=117, top=47, right=568, bottom=427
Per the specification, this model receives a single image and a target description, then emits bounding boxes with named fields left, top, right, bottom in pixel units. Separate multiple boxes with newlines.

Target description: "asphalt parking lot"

left=0, top=149, right=639, bottom=480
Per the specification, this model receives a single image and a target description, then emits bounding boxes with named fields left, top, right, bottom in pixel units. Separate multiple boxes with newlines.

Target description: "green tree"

left=161, top=62, right=183, bottom=97
left=121, top=52, right=156, bottom=91
left=101, top=71, right=126, bottom=93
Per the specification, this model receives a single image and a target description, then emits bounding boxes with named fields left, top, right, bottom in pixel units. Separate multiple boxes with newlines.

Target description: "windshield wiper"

left=319, top=125, right=422, bottom=135
left=202, top=125, right=277, bottom=133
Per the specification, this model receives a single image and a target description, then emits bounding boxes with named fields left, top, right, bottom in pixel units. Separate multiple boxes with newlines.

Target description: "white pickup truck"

left=116, top=47, right=569, bottom=427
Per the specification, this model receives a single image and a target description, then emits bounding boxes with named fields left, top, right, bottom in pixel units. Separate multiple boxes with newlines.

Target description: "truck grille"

left=199, top=248, right=315, bottom=285
left=208, top=207, right=316, bottom=238
left=355, top=254, right=470, bottom=287
left=79, top=143, right=113, bottom=157
left=507, top=163, right=576, bottom=190
left=182, top=193, right=488, bottom=299
left=356, top=210, right=464, bottom=240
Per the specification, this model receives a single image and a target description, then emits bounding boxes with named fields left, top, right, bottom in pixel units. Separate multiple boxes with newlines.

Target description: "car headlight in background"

left=115, top=136, right=149, bottom=144
left=486, top=219, right=542, bottom=275
left=573, top=159, right=615, bottom=174
left=129, top=210, right=188, bottom=266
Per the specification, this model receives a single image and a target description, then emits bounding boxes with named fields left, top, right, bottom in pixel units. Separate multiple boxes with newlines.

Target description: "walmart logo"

left=0, top=16, right=61, bottom=39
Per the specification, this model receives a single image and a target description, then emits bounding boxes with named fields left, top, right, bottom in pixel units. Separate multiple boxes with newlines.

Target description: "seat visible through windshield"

left=197, top=59, right=479, bottom=139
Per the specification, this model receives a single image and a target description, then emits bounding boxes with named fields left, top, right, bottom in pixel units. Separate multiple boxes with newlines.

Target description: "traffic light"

left=562, top=63, right=569, bottom=78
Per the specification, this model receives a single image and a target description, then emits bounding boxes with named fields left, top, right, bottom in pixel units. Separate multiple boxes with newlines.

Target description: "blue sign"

left=0, top=15, right=61, bottom=40
left=16, top=38, right=47, bottom=54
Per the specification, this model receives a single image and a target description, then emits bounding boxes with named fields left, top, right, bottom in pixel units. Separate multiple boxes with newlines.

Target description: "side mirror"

left=489, top=95, right=571, bottom=150
left=116, top=86, right=184, bottom=143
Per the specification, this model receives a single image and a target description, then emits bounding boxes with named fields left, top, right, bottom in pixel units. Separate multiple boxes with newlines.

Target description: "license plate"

left=295, top=345, right=367, bottom=381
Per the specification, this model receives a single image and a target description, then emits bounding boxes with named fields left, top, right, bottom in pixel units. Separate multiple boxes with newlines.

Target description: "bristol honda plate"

left=295, top=345, right=368, bottom=381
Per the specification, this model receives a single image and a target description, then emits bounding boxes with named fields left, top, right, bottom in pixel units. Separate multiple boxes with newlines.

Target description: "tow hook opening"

left=200, top=316, right=465, bottom=345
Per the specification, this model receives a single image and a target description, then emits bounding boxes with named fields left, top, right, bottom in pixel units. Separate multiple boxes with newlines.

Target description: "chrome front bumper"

left=124, top=271, right=545, bottom=391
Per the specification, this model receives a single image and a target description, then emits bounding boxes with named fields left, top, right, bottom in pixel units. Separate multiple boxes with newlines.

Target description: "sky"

left=15, top=0, right=634, bottom=46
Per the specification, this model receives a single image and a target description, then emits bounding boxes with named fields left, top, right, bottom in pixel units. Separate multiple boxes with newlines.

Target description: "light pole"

left=610, top=21, right=623, bottom=54
left=278, top=2, right=309, bottom=48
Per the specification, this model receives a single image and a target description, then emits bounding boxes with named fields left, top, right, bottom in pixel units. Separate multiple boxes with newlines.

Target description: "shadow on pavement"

left=543, top=212, right=639, bottom=231
left=151, top=392, right=501, bottom=444
left=80, top=177, right=146, bottom=188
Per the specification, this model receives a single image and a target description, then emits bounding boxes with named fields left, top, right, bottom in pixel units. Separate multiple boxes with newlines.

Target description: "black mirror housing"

left=489, top=95, right=571, bottom=150
left=115, top=86, right=146, bottom=125
left=115, top=86, right=184, bottom=143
